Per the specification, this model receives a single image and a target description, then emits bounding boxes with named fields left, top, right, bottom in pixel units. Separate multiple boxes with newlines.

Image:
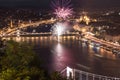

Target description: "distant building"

left=105, top=34, right=120, bottom=42
left=73, top=24, right=91, bottom=32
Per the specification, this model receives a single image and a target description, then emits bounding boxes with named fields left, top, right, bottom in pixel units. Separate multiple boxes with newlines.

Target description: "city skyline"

left=0, top=0, right=120, bottom=79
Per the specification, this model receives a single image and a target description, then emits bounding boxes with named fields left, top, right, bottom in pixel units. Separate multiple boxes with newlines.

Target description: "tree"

left=50, top=71, right=67, bottom=80
left=0, top=40, right=68, bottom=80
left=0, top=40, right=46, bottom=80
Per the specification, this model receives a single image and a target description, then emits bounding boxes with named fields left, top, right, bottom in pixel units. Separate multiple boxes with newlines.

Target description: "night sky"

left=0, top=0, right=120, bottom=9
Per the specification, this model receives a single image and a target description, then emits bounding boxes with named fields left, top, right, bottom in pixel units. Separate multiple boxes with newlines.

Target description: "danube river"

left=5, top=36, right=120, bottom=77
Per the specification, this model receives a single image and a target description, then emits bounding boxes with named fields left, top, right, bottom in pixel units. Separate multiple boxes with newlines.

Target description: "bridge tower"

left=66, top=67, right=75, bottom=80
left=10, top=20, right=13, bottom=28
left=17, top=29, right=20, bottom=37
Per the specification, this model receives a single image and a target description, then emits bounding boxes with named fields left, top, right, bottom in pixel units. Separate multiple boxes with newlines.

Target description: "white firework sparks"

left=51, top=22, right=66, bottom=36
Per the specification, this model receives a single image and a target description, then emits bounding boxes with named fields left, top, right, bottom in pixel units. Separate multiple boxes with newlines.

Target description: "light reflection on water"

left=5, top=36, right=117, bottom=60
left=4, top=36, right=120, bottom=77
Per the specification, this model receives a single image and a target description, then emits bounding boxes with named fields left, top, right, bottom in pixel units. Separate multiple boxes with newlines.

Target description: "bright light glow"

left=51, top=22, right=67, bottom=36
left=56, top=25, right=64, bottom=36
left=79, top=15, right=90, bottom=25
left=66, top=67, right=74, bottom=79
left=119, top=12, right=120, bottom=15
left=51, top=0, right=73, bottom=19
left=51, top=22, right=70, bottom=42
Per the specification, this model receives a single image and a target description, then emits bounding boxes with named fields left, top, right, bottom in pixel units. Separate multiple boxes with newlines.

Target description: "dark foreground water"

left=6, top=36, right=120, bottom=77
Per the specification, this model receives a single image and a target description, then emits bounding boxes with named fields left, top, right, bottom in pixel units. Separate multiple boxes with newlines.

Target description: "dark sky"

left=0, top=0, right=120, bottom=9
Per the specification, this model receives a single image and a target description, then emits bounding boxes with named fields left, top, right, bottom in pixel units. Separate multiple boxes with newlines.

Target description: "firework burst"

left=51, top=0, right=73, bottom=19
left=51, top=22, right=66, bottom=36
left=51, top=22, right=70, bottom=36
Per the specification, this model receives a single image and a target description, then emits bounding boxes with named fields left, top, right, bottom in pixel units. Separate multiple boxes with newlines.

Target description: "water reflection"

left=51, top=43, right=76, bottom=72
left=5, top=36, right=118, bottom=60
left=54, top=43, right=63, bottom=57
left=4, top=36, right=120, bottom=77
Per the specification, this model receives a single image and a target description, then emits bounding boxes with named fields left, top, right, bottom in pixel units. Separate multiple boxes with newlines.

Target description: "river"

left=5, top=36, right=120, bottom=77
